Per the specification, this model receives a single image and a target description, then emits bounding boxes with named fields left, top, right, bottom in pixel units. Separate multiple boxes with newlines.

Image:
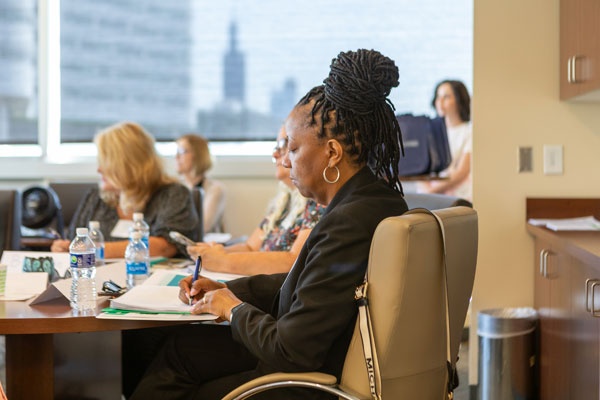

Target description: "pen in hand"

left=189, top=255, right=202, bottom=306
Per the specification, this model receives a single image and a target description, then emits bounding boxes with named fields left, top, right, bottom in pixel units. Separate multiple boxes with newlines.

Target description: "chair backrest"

left=191, top=187, right=204, bottom=242
left=49, top=181, right=97, bottom=234
left=339, top=206, right=478, bottom=399
left=403, top=192, right=472, bottom=210
left=0, top=189, right=22, bottom=255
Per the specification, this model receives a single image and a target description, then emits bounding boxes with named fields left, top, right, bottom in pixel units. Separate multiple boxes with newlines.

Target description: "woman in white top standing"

left=175, top=134, right=227, bottom=233
left=418, top=79, right=472, bottom=201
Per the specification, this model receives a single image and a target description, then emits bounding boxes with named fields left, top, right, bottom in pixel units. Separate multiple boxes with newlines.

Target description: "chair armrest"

left=222, top=372, right=338, bottom=400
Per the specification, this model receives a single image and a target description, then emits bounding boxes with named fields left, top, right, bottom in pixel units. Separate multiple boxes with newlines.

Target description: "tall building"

left=223, top=20, right=245, bottom=106
left=270, top=78, right=297, bottom=122
left=60, top=0, right=193, bottom=141
left=0, top=0, right=37, bottom=143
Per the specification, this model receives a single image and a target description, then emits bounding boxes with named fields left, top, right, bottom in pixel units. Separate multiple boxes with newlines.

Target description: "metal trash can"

left=477, top=307, right=538, bottom=400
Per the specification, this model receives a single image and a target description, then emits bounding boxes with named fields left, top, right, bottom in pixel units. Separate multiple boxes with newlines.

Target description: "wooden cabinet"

left=560, top=0, right=600, bottom=100
left=569, top=258, right=599, bottom=400
left=530, top=225, right=600, bottom=400
left=534, top=239, right=572, bottom=399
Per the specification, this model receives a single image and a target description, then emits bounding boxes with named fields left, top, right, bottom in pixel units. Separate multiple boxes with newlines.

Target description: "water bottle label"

left=126, top=261, right=149, bottom=275
left=70, top=253, right=95, bottom=268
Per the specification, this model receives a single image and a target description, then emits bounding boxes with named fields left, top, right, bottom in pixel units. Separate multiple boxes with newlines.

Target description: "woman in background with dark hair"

left=130, top=49, right=408, bottom=400
left=419, top=79, right=472, bottom=201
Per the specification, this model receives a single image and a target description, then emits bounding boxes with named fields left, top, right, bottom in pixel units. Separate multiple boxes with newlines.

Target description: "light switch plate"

left=543, top=145, right=563, bottom=175
left=518, top=146, right=533, bottom=173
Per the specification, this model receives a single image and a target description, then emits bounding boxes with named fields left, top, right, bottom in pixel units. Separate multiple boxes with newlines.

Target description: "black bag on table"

left=396, top=113, right=451, bottom=177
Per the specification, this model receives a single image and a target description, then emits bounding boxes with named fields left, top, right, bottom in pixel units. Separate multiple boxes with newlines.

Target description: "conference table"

left=0, top=296, right=192, bottom=399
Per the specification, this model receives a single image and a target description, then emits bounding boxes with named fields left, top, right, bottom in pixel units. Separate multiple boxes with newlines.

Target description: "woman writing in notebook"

left=130, top=49, right=408, bottom=400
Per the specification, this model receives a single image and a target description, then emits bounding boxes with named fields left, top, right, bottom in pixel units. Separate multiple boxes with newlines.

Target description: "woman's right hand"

left=50, top=239, right=71, bottom=253
left=178, top=275, right=226, bottom=305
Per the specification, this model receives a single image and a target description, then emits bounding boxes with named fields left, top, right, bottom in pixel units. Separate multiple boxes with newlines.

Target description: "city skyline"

left=0, top=0, right=473, bottom=144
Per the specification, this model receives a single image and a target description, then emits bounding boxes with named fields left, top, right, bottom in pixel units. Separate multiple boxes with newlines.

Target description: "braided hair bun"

left=297, top=49, right=404, bottom=193
left=323, top=49, right=399, bottom=115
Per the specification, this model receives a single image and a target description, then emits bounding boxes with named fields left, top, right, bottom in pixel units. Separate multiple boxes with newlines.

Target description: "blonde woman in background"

left=186, top=126, right=326, bottom=275
left=51, top=121, right=199, bottom=258
left=175, top=134, right=226, bottom=234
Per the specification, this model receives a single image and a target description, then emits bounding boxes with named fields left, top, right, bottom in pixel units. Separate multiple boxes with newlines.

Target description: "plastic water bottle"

left=88, top=220, right=105, bottom=266
left=69, top=227, right=97, bottom=313
left=125, top=230, right=150, bottom=288
left=131, top=212, right=150, bottom=251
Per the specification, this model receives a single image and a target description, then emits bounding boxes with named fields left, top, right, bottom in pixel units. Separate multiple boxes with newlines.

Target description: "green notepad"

left=102, top=307, right=190, bottom=315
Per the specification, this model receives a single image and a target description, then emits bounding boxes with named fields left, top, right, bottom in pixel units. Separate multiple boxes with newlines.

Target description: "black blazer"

left=227, top=167, right=408, bottom=379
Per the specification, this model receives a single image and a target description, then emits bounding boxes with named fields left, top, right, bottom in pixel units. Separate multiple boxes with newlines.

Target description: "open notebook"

left=98, top=269, right=246, bottom=321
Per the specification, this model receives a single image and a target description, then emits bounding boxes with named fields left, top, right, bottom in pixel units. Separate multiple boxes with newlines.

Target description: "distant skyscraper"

left=270, top=78, right=297, bottom=121
left=223, top=21, right=245, bottom=105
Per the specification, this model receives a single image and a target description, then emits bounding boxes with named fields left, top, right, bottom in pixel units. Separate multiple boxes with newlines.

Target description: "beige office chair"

left=222, top=206, right=478, bottom=400
left=403, top=192, right=472, bottom=210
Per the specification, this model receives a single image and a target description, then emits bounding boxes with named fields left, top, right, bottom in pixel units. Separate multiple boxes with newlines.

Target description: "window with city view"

left=0, top=0, right=472, bottom=147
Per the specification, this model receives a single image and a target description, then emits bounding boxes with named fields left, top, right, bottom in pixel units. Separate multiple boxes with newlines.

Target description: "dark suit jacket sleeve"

left=230, top=208, right=371, bottom=372
left=227, top=273, right=287, bottom=313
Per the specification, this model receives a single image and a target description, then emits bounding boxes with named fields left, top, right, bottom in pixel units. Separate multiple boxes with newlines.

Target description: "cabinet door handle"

left=539, top=249, right=547, bottom=276
left=568, top=55, right=583, bottom=84
left=540, top=249, right=552, bottom=278
left=568, top=56, right=574, bottom=83
left=586, top=279, right=600, bottom=315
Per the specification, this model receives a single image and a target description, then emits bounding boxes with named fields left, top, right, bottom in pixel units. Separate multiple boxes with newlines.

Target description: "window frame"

left=0, top=0, right=275, bottom=181
left=0, top=0, right=473, bottom=182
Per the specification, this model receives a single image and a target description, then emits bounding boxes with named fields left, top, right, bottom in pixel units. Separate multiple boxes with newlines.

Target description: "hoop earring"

left=322, top=165, right=340, bottom=184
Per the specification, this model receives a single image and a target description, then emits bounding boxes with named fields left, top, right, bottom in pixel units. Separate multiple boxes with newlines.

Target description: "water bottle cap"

left=76, top=227, right=89, bottom=236
left=89, top=221, right=100, bottom=230
left=133, top=212, right=144, bottom=221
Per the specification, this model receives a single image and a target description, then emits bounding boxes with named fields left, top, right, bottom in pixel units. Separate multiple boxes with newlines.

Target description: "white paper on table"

left=0, top=250, right=71, bottom=278
left=0, top=272, right=48, bottom=301
left=528, top=215, right=600, bottom=231
left=203, top=233, right=233, bottom=243
left=110, top=285, right=192, bottom=313
left=171, top=264, right=247, bottom=282
left=30, top=261, right=127, bottom=305
left=110, top=219, right=134, bottom=238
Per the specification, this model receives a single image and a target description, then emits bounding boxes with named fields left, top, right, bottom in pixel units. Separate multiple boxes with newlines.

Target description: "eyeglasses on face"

left=175, top=148, right=190, bottom=157
left=272, top=137, right=288, bottom=157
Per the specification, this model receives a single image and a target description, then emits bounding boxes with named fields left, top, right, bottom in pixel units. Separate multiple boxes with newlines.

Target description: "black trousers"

left=126, top=323, right=335, bottom=400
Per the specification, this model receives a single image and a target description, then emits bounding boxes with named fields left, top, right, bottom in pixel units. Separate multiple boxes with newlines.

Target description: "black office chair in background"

left=191, top=187, right=204, bottom=242
left=49, top=181, right=98, bottom=233
left=0, top=189, right=22, bottom=255
left=21, top=186, right=65, bottom=239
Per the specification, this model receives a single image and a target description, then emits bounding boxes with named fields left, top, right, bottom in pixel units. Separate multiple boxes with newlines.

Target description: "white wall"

left=470, top=0, right=600, bottom=384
